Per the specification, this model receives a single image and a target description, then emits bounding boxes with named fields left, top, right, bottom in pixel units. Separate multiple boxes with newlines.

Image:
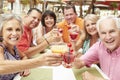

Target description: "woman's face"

left=2, top=19, right=22, bottom=47
left=85, top=20, right=98, bottom=36
left=44, top=15, right=55, bottom=28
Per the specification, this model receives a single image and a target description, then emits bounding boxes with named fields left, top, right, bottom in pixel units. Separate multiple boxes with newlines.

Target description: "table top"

left=13, top=53, right=108, bottom=80
left=19, top=65, right=107, bottom=80
left=21, top=67, right=52, bottom=80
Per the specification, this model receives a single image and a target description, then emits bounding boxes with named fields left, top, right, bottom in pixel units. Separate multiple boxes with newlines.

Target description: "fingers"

left=49, top=60, right=62, bottom=65
left=82, top=71, right=100, bottom=80
left=46, top=53, right=62, bottom=58
left=74, top=53, right=82, bottom=58
left=49, top=62, right=62, bottom=66
left=74, top=58, right=80, bottom=62
left=62, top=62, right=72, bottom=68
left=20, top=70, right=30, bottom=77
left=82, top=71, right=88, bottom=80
left=44, top=60, right=62, bottom=66
left=49, top=30, right=62, bottom=42
left=72, top=58, right=83, bottom=68
left=70, top=24, right=80, bottom=32
left=42, top=53, right=63, bottom=66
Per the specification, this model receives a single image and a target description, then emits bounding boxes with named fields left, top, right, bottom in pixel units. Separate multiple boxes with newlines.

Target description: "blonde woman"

left=82, top=14, right=100, bottom=54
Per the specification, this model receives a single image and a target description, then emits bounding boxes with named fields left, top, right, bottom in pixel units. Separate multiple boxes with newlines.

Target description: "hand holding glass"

left=69, top=24, right=79, bottom=41
left=62, top=52, right=75, bottom=68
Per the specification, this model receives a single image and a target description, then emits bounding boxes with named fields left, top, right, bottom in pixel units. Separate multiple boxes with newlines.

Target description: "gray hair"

left=0, top=14, right=23, bottom=36
left=96, top=16, right=120, bottom=33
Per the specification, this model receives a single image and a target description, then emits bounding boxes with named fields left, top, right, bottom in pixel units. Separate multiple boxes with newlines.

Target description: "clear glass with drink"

left=50, top=42, right=75, bottom=68
left=69, top=23, right=79, bottom=41
left=69, top=32, right=79, bottom=41
left=50, top=42, right=68, bottom=55
left=62, top=52, right=75, bottom=68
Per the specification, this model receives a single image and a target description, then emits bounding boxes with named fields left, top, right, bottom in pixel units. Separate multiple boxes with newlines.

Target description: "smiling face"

left=64, top=8, right=77, bottom=24
left=85, top=20, right=98, bottom=36
left=2, top=19, right=23, bottom=47
left=99, top=18, right=120, bottom=51
left=26, top=10, right=42, bottom=29
left=44, top=15, right=55, bottom=28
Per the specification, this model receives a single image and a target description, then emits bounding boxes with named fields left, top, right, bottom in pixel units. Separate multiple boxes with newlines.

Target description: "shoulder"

left=57, top=20, right=66, bottom=28
left=77, top=17, right=83, bottom=21
left=75, top=17, right=84, bottom=28
left=76, top=17, right=84, bottom=22
left=0, top=43, right=5, bottom=48
left=92, top=41, right=103, bottom=48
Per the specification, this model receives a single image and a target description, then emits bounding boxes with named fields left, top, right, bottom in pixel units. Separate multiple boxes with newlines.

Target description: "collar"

left=106, top=47, right=120, bottom=56
left=24, top=25, right=32, bottom=31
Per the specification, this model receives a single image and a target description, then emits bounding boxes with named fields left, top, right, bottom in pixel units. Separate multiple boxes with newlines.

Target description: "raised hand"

left=38, top=53, right=63, bottom=66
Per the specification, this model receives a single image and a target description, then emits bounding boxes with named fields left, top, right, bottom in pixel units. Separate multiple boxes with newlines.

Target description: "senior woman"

left=0, top=14, right=62, bottom=76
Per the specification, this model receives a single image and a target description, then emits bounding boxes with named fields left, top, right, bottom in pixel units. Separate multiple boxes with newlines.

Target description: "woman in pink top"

left=73, top=16, right=120, bottom=80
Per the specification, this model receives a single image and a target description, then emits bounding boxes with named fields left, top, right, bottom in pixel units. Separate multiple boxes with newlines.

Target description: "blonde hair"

left=84, top=14, right=100, bottom=38
left=84, top=14, right=99, bottom=24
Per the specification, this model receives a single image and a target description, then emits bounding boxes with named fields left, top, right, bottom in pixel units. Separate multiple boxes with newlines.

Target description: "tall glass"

left=50, top=42, right=75, bottom=68
left=69, top=23, right=79, bottom=41
left=68, top=23, right=79, bottom=54
left=62, top=52, right=75, bottom=68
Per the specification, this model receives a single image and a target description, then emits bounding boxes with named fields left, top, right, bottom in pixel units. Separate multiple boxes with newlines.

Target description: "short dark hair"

left=27, top=8, right=42, bottom=15
left=41, top=10, right=56, bottom=27
left=63, top=4, right=77, bottom=14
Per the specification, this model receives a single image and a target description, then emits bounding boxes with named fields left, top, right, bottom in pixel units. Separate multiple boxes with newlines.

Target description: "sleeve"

left=80, top=42, right=100, bottom=67
left=17, top=34, right=30, bottom=52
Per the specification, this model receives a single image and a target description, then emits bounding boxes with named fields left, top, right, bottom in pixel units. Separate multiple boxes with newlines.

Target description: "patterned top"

left=82, top=38, right=90, bottom=54
left=82, top=38, right=99, bottom=54
left=0, top=44, right=21, bottom=80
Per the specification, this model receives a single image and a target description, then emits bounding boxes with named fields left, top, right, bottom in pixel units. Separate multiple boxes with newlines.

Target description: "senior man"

left=73, top=16, right=120, bottom=80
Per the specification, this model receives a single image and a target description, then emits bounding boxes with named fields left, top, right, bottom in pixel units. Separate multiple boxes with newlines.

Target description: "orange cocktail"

left=50, top=43, right=68, bottom=54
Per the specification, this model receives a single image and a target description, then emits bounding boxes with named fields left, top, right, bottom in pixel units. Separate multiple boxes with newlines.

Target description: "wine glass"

left=62, top=43, right=75, bottom=68
left=69, top=23, right=79, bottom=41
left=62, top=52, right=75, bottom=68
left=68, top=24, right=80, bottom=55
left=69, top=32, right=79, bottom=41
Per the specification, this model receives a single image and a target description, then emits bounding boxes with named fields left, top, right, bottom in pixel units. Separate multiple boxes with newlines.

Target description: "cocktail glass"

left=50, top=43, right=69, bottom=55
left=62, top=52, right=75, bottom=68
left=69, top=32, right=79, bottom=41
left=68, top=23, right=79, bottom=41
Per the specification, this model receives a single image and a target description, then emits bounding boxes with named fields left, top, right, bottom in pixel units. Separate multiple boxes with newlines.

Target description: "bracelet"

left=44, top=37, right=50, bottom=45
